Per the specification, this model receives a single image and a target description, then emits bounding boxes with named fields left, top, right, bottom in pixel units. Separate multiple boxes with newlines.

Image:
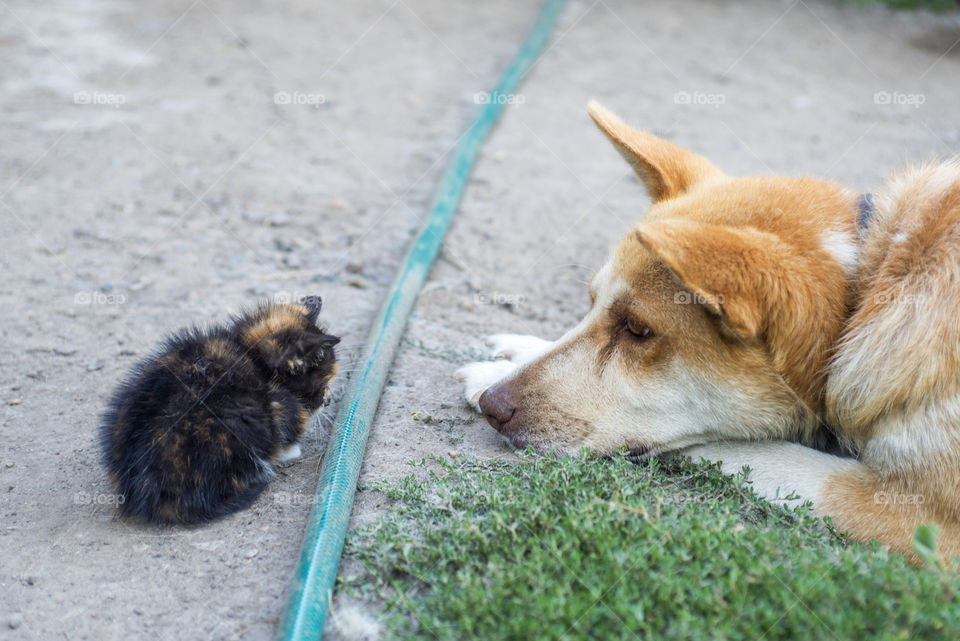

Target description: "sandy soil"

left=1, top=1, right=958, bottom=639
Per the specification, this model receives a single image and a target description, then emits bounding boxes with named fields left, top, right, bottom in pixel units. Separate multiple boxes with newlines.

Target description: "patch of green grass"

left=341, top=453, right=960, bottom=640
left=839, top=0, right=957, bottom=11
left=410, top=411, right=470, bottom=445
left=409, top=411, right=471, bottom=431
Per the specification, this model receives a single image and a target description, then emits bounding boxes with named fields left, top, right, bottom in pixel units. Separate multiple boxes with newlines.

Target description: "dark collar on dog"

left=856, top=193, right=875, bottom=238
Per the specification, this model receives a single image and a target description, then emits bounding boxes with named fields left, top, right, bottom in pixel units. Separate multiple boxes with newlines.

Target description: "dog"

left=456, top=101, right=960, bottom=559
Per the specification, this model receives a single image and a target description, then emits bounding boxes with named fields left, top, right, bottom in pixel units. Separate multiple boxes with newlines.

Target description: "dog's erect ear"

left=587, top=101, right=723, bottom=202
left=636, top=219, right=782, bottom=341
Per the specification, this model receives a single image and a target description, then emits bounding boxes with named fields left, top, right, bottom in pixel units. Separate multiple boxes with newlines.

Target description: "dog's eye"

left=625, top=318, right=654, bottom=341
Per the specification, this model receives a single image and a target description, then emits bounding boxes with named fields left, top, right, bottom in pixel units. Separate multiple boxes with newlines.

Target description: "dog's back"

left=822, top=161, right=960, bottom=552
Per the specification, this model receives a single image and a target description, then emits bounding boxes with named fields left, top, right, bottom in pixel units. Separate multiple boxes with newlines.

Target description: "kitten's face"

left=237, top=300, right=340, bottom=409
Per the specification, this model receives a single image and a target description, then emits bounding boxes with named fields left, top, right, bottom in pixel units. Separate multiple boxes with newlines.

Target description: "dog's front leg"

left=454, top=334, right=554, bottom=411
left=682, top=441, right=862, bottom=511
left=685, top=441, right=960, bottom=558
left=485, top=333, right=554, bottom=364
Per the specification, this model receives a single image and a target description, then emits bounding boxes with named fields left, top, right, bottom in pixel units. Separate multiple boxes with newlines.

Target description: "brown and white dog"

left=456, top=101, right=960, bottom=558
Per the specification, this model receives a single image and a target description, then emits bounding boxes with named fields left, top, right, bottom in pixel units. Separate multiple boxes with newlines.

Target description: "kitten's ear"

left=295, top=333, right=328, bottom=357
left=295, top=333, right=339, bottom=359
left=310, top=334, right=340, bottom=365
left=320, top=334, right=340, bottom=349
left=265, top=331, right=339, bottom=374
left=300, top=295, right=322, bottom=321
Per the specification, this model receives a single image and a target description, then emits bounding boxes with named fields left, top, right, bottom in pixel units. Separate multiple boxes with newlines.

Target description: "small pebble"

left=7, top=614, right=22, bottom=630
left=347, top=277, right=368, bottom=289
left=7, top=399, right=21, bottom=406
left=324, top=199, right=350, bottom=210
left=244, top=549, right=259, bottom=559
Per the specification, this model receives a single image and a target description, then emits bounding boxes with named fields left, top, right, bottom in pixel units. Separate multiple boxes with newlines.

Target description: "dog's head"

left=478, top=102, right=858, bottom=457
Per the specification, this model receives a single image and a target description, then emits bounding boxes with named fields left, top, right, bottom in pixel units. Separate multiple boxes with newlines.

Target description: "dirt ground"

left=1, top=0, right=958, bottom=639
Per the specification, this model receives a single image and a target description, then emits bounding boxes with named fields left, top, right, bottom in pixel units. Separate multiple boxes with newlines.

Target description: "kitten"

left=100, top=297, right=339, bottom=525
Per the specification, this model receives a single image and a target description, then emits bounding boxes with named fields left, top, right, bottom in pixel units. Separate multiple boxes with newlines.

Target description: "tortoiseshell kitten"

left=100, top=297, right=339, bottom=525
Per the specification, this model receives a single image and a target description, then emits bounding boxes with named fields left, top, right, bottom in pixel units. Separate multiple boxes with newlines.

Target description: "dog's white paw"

left=485, top=334, right=553, bottom=365
left=454, top=360, right=518, bottom=412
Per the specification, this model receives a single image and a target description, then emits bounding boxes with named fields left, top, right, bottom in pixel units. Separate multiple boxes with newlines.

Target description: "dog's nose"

left=478, top=383, right=517, bottom=432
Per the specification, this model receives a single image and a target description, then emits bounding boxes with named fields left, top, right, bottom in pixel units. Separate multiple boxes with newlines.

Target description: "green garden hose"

left=276, top=1, right=566, bottom=638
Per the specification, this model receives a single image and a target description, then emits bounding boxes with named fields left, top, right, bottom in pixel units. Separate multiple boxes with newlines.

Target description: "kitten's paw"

left=485, top=334, right=553, bottom=364
left=454, top=360, right=518, bottom=412
left=277, top=443, right=302, bottom=463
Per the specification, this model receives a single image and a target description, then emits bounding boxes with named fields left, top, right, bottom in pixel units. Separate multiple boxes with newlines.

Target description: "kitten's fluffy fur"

left=100, top=298, right=339, bottom=525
